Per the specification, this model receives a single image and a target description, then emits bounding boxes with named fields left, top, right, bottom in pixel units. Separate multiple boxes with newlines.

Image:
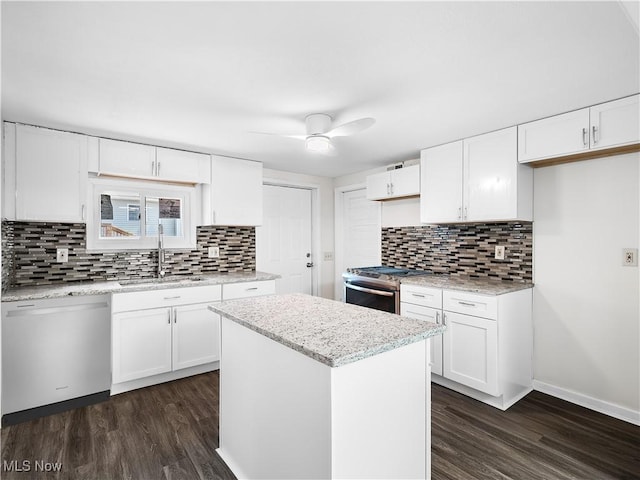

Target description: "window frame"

left=87, top=177, right=196, bottom=251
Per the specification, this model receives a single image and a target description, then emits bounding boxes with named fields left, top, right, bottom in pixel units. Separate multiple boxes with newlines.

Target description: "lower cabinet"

left=111, top=285, right=222, bottom=391
left=112, top=303, right=220, bottom=384
left=401, top=283, right=532, bottom=410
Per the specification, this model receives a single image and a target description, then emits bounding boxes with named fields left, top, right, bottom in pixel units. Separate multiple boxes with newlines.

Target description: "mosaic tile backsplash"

left=2, top=221, right=256, bottom=289
left=382, top=222, right=533, bottom=282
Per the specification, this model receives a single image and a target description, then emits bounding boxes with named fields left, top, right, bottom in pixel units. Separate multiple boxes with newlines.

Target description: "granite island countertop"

left=2, top=271, right=279, bottom=302
left=400, top=275, right=533, bottom=295
left=209, top=293, right=445, bottom=368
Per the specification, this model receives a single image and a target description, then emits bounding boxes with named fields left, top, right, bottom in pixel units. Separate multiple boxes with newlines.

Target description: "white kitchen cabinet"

left=173, top=303, right=220, bottom=370
left=111, top=285, right=222, bottom=392
left=98, top=139, right=210, bottom=184
left=442, top=310, right=498, bottom=396
left=206, top=155, right=263, bottom=226
left=3, top=123, right=88, bottom=222
left=366, top=164, right=420, bottom=201
left=401, top=283, right=532, bottom=410
left=420, top=127, right=532, bottom=223
left=112, top=307, right=173, bottom=384
left=155, top=147, right=210, bottom=184
left=589, top=94, right=640, bottom=151
left=222, top=279, right=276, bottom=300
left=518, top=94, right=640, bottom=163
left=98, top=138, right=157, bottom=179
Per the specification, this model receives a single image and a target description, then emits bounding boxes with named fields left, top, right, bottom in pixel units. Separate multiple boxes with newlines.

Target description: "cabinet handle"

left=386, top=183, right=390, bottom=195
left=81, top=204, right=86, bottom=221
left=390, top=183, right=394, bottom=195
left=592, top=125, right=598, bottom=145
left=458, top=301, right=476, bottom=307
left=174, top=311, right=177, bottom=323
left=435, top=311, right=440, bottom=324
left=157, top=161, right=161, bottom=176
left=464, top=206, right=468, bottom=220
left=582, top=127, right=588, bottom=146
left=457, top=207, right=462, bottom=220
left=164, top=295, right=181, bottom=300
left=411, top=293, right=425, bottom=298
left=168, top=311, right=171, bottom=324
left=152, top=161, right=156, bottom=176
left=442, top=312, right=447, bottom=326
left=245, top=287, right=259, bottom=291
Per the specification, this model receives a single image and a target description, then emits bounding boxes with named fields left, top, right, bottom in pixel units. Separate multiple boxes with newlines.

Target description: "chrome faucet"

left=157, top=223, right=165, bottom=278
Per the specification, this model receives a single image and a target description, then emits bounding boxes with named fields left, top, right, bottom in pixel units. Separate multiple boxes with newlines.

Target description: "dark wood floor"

left=1, top=371, right=638, bottom=479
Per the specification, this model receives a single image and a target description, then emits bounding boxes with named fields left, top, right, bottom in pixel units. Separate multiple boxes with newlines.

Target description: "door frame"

left=262, top=178, right=320, bottom=297
left=334, top=183, right=382, bottom=301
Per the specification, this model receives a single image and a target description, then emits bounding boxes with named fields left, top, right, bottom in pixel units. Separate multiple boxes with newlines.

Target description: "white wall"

left=532, top=153, right=639, bottom=422
left=263, top=168, right=335, bottom=299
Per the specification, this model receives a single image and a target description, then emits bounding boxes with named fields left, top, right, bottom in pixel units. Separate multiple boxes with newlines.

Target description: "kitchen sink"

left=118, top=276, right=204, bottom=286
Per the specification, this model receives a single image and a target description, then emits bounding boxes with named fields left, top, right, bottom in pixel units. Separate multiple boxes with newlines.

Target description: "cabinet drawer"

left=400, top=284, right=442, bottom=309
left=443, top=290, right=497, bottom=320
left=112, top=285, right=222, bottom=313
left=223, top=280, right=276, bottom=300
left=400, top=302, right=441, bottom=324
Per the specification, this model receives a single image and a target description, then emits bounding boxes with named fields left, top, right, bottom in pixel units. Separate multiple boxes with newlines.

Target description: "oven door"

left=344, top=281, right=398, bottom=313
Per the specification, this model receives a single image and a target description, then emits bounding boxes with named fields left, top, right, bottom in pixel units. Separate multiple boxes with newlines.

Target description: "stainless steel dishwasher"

left=2, top=294, right=111, bottom=426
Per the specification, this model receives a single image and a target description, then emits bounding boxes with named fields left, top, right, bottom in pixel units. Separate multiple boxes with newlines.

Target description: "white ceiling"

left=2, top=1, right=639, bottom=178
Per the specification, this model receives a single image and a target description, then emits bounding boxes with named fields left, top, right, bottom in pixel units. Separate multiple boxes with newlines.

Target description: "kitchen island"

left=209, top=293, right=445, bottom=480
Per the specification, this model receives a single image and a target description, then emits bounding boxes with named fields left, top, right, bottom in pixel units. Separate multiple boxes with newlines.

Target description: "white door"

left=257, top=185, right=313, bottom=295
left=172, top=304, right=220, bottom=370
left=590, top=94, right=640, bottom=150
left=442, top=311, right=499, bottom=396
left=420, top=141, right=463, bottom=223
left=400, top=303, right=443, bottom=376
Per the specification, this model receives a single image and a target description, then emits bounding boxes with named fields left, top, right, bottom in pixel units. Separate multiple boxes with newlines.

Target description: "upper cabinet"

left=518, top=94, right=639, bottom=164
left=421, top=127, right=532, bottom=224
left=366, top=164, right=420, bottom=201
left=97, top=138, right=210, bottom=184
left=3, top=123, right=88, bottom=222
left=205, top=155, right=263, bottom=226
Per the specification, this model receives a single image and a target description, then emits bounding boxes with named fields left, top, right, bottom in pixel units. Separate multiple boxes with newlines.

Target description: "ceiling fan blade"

left=327, top=117, right=375, bottom=137
left=249, top=131, right=306, bottom=140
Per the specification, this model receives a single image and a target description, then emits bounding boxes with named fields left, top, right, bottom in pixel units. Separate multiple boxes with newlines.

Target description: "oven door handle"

left=344, top=282, right=394, bottom=297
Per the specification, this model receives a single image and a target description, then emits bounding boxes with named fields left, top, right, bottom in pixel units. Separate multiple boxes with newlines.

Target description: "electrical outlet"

left=494, top=245, right=505, bottom=260
left=623, top=248, right=638, bottom=266
left=323, top=252, right=334, bottom=261
left=208, top=246, right=220, bottom=259
left=56, top=248, right=69, bottom=263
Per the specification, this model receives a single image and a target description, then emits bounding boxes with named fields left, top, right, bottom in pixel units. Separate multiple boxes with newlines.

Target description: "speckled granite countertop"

left=400, top=275, right=533, bottom=295
left=2, top=271, right=279, bottom=302
left=209, top=293, right=445, bottom=368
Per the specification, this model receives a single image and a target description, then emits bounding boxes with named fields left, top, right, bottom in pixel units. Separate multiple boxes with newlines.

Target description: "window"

left=87, top=178, right=196, bottom=251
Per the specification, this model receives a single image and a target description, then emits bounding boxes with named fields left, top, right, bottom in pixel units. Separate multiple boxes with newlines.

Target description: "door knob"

left=306, top=262, right=314, bottom=268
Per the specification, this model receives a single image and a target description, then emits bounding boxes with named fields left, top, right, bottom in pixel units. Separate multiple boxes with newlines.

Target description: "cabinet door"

left=172, top=304, right=221, bottom=370
left=390, top=165, right=420, bottom=198
left=366, top=171, right=391, bottom=200
left=112, top=308, right=172, bottom=384
left=518, top=108, right=590, bottom=163
left=420, top=141, right=463, bottom=223
left=156, top=147, right=211, bottom=184
left=99, top=138, right=156, bottom=179
left=15, top=124, right=88, bottom=222
left=590, top=95, right=640, bottom=150
left=464, top=127, right=518, bottom=221
left=400, top=303, right=443, bottom=376
left=210, top=155, right=263, bottom=225
left=442, top=311, right=499, bottom=396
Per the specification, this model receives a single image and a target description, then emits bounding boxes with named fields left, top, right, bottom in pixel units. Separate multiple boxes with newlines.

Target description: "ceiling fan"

left=256, top=114, right=376, bottom=154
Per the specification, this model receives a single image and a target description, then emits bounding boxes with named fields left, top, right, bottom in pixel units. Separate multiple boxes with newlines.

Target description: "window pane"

left=100, top=193, right=141, bottom=238
left=145, top=197, right=183, bottom=238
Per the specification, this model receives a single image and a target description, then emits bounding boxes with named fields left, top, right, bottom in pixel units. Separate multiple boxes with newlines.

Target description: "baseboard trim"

left=110, top=362, right=219, bottom=395
left=533, top=380, right=640, bottom=426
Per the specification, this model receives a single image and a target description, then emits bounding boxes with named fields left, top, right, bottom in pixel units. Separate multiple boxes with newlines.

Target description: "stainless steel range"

left=342, top=266, right=432, bottom=314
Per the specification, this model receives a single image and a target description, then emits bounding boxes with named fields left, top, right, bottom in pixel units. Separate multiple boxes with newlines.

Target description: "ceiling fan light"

left=305, top=135, right=331, bottom=153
